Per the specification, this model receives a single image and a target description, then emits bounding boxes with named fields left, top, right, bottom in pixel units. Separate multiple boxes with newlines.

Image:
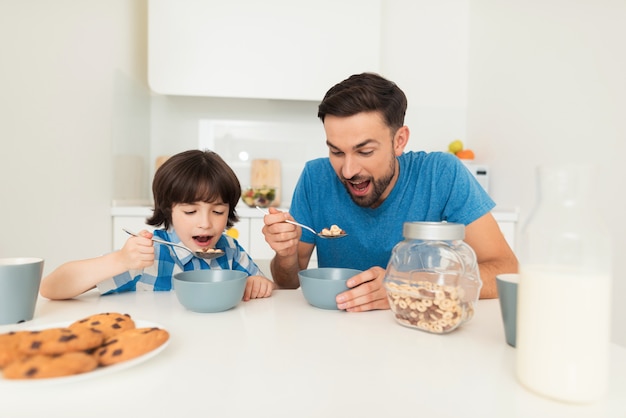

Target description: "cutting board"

left=250, top=159, right=281, bottom=206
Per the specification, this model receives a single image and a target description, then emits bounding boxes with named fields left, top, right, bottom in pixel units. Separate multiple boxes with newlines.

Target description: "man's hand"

left=261, top=208, right=308, bottom=289
left=335, top=266, right=390, bottom=312
left=260, top=208, right=301, bottom=257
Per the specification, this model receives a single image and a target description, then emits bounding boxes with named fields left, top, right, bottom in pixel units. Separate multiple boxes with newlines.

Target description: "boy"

left=41, top=150, right=274, bottom=301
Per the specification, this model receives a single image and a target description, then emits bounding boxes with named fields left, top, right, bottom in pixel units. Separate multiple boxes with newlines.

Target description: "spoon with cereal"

left=123, top=228, right=225, bottom=259
left=256, top=207, right=347, bottom=239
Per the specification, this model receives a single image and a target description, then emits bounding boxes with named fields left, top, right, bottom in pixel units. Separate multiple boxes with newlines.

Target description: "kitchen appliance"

left=462, top=161, right=489, bottom=193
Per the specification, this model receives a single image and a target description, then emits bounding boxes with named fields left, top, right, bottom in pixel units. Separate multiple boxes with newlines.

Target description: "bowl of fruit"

left=241, top=186, right=277, bottom=208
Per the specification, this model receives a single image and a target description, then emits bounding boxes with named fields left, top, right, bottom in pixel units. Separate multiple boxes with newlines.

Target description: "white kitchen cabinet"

left=232, top=218, right=251, bottom=255
left=112, top=206, right=518, bottom=266
left=248, top=218, right=272, bottom=259
left=112, top=213, right=156, bottom=250
left=148, top=0, right=381, bottom=100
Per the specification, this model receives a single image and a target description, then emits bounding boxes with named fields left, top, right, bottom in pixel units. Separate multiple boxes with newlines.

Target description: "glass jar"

left=383, top=222, right=482, bottom=334
left=516, top=164, right=612, bottom=403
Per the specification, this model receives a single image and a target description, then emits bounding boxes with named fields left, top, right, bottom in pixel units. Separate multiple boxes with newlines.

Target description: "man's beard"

left=342, top=156, right=396, bottom=208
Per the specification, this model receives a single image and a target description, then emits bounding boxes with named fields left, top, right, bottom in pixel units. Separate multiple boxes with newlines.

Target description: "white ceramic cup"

left=496, top=273, right=519, bottom=347
left=0, top=257, right=44, bottom=325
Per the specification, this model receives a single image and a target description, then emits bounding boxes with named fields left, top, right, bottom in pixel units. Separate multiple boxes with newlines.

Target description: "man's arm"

left=270, top=242, right=314, bottom=289
left=464, top=212, right=519, bottom=299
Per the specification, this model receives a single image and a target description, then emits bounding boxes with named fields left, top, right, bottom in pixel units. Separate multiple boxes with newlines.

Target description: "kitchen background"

left=0, top=0, right=624, bottom=346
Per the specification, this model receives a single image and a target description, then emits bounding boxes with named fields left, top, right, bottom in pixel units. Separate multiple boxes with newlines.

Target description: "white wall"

left=0, top=1, right=147, bottom=266
left=0, top=0, right=623, bottom=346
left=381, top=0, right=470, bottom=152
left=467, top=0, right=626, bottom=347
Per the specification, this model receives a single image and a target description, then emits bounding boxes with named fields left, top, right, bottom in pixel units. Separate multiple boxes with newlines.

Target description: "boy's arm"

left=39, top=231, right=155, bottom=300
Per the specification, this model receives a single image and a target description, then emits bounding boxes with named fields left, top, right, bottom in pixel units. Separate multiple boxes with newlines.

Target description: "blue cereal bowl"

left=173, top=270, right=248, bottom=313
left=298, top=268, right=362, bottom=310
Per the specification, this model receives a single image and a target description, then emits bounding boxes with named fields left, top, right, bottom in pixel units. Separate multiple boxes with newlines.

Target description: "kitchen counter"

left=112, top=204, right=520, bottom=257
left=1, top=291, right=625, bottom=418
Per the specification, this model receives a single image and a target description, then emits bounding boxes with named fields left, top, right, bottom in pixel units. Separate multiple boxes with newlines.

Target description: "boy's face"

left=324, top=111, right=408, bottom=209
left=170, top=201, right=230, bottom=250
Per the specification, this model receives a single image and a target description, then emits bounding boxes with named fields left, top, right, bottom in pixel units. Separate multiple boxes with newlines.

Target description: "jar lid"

left=403, top=222, right=465, bottom=240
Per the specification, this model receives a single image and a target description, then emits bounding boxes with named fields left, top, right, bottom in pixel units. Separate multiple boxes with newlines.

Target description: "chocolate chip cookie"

left=70, top=312, right=136, bottom=340
left=0, top=331, right=28, bottom=368
left=3, top=352, right=98, bottom=379
left=18, top=327, right=105, bottom=355
left=96, top=327, right=169, bottom=366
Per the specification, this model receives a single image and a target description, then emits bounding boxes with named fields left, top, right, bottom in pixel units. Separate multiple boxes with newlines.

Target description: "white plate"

left=0, top=319, right=169, bottom=385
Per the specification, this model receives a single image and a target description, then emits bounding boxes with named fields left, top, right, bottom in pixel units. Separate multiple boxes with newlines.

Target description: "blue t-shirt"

left=96, top=229, right=263, bottom=294
left=289, top=151, right=495, bottom=271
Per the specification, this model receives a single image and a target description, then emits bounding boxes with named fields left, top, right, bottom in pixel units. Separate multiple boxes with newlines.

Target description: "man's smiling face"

left=324, top=111, right=408, bottom=209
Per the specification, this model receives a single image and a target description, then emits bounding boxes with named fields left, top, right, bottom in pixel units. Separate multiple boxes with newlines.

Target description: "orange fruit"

left=456, top=149, right=475, bottom=160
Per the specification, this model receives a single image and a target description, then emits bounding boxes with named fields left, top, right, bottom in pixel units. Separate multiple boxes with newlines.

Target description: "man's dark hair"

left=318, top=72, right=407, bottom=132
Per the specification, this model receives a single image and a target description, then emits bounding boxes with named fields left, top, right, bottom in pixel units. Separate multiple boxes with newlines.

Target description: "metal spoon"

left=122, top=228, right=225, bottom=260
left=255, top=207, right=348, bottom=239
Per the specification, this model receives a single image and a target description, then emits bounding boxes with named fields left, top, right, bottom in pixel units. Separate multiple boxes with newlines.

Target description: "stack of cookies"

left=0, top=312, right=169, bottom=380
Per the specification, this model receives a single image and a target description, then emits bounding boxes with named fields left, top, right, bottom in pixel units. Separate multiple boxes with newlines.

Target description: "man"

left=261, top=73, right=518, bottom=312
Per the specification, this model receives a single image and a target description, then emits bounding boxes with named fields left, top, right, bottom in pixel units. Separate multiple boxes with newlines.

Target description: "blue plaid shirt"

left=97, top=229, right=264, bottom=294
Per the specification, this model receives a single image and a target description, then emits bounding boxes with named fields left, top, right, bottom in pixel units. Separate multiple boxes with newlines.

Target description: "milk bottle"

left=516, top=164, right=612, bottom=403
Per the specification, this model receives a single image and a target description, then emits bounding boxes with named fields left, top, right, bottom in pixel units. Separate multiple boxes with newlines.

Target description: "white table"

left=1, top=290, right=625, bottom=418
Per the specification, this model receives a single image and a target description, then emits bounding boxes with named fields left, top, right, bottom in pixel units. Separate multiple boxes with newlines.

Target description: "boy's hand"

left=120, top=229, right=155, bottom=270
left=243, top=275, right=275, bottom=301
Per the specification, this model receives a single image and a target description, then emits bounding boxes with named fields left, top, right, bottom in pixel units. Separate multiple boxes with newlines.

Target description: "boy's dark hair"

left=147, top=150, right=240, bottom=229
left=317, top=72, right=407, bottom=133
